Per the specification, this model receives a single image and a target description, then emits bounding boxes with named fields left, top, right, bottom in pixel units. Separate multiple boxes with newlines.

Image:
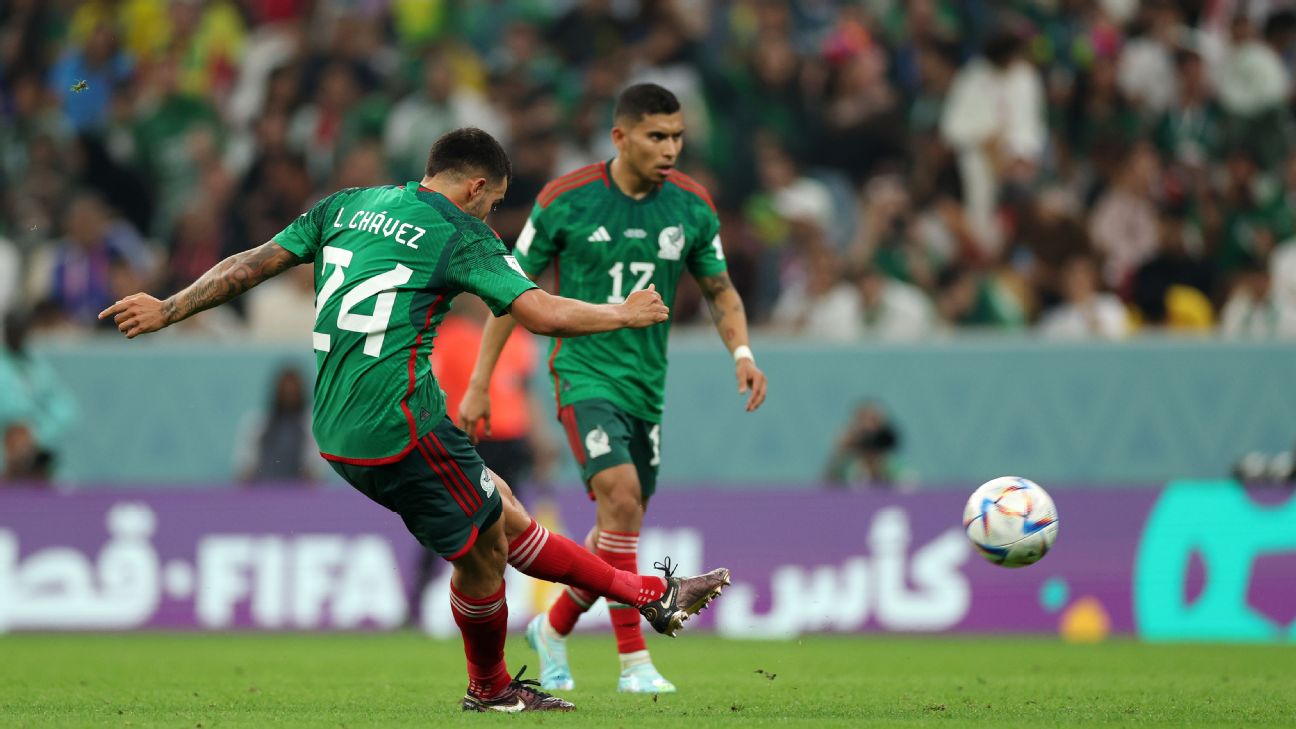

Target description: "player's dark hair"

left=425, top=127, right=511, bottom=183
left=613, top=83, right=681, bottom=124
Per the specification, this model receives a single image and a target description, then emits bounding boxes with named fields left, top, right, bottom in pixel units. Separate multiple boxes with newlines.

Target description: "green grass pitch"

left=2, top=633, right=1293, bottom=727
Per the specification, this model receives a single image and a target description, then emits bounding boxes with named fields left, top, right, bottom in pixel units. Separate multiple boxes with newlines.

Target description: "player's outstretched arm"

left=461, top=285, right=668, bottom=440
left=698, top=271, right=767, bottom=412
left=459, top=312, right=519, bottom=443
left=510, top=285, right=667, bottom=338
left=98, top=241, right=300, bottom=338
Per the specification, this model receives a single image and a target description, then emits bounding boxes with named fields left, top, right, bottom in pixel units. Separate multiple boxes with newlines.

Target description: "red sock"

left=450, top=582, right=510, bottom=699
left=508, top=520, right=665, bottom=608
left=547, top=586, right=596, bottom=636
left=598, top=531, right=648, bottom=654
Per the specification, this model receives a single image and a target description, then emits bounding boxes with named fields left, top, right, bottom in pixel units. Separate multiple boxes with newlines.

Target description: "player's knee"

left=478, top=521, right=508, bottom=565
left=452, top=519, right=508, bottom=590
left=599, top=484, right=644, bottom=526
left=500, top=492, right=534, bottom=542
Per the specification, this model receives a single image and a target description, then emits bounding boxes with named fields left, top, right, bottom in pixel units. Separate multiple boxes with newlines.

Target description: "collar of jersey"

left=407, top=181, right=461, bottom=210
left=604, top=159, right=663, bottom=205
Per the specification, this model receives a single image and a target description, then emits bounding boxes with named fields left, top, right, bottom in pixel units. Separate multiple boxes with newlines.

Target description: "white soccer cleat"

left=525, top=614, right=575, bottom=691
left=617, top=663, right=677, bottom=693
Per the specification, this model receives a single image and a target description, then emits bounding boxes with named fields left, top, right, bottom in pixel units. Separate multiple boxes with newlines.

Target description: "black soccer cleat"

left=461, top=666, right=576, bottom=713
left=639, top=557, right=731, bottom=637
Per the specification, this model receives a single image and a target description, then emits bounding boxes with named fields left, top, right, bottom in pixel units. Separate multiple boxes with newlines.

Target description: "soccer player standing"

left=460, top=84, right=768, bottom=693
left=100, top=128, right=731, bottom=712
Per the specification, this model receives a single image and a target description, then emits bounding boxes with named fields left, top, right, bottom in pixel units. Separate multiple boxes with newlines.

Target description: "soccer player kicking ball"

left=99, top=128, right=730, bottom=713
left=459, top=84, right=768, bottom=694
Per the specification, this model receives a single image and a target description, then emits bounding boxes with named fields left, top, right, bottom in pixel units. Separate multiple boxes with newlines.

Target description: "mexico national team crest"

left=586, top=426, right=612, bottom=458
left=657, top=225, right=684, bottom=260
left=480, top=469, right=496, bottom=498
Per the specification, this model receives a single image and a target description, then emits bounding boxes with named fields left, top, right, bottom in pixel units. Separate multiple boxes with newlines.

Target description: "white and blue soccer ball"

left=962, top=476, right=1059, bottom=568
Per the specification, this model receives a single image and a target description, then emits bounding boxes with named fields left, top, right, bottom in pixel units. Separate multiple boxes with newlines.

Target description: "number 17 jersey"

left=273, top=182, right=536, bottom=464
left=513, top=161, right=727, bottom=424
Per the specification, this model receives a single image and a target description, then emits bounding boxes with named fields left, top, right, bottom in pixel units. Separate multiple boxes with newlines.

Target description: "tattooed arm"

left=698, top=271, right=748, bottom=353
left=99, top=241, right=301, bottom=338
left=697, top=271, right=768, bottom=411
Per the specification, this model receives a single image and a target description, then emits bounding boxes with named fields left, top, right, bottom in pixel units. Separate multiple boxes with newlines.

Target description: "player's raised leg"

left=490, top=467, right=727, bottom=627
left=487, top=466, right=728, bottom=697
left=327, top=420, right=574, bottom=713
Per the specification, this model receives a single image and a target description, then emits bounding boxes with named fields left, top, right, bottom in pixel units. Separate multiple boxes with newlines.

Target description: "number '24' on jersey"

left=273, top=182, right=536, bottom=463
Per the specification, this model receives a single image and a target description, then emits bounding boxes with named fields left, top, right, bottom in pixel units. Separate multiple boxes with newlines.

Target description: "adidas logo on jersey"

left=587, top=226, right=612, bottom=242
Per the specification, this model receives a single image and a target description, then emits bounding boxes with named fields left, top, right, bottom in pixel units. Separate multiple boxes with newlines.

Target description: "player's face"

left=615, top=112, right=685, bottom=184
left=464, top=177, right=508, bottom=221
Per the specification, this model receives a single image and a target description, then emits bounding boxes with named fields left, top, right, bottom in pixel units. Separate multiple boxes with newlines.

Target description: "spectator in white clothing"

left=0, top=236, right=20, bottom=324
left=854, top=266, right=937, bottom=341
left=1117, top=2, right=1182, bottom=114
left=1217, top=14, right=1289, bottom=119
left=1089, top=141, right=1162, bottom=291
left=383, top=47, right=505, bottom=181
left=1038, top=254, right=1130, bottom=339
left=245, top=265, right=317, bottom=344
left=940, top=29, right=1046, bottom=258
left=1219, top=244, right=1296, bottom=339
left=771, top=244, right=860, bottom=341
left=1217, top=14, right=1293, bottom=166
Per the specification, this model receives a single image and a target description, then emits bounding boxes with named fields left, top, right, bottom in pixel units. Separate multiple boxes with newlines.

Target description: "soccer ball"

left=962, top=476, right=1059, bottom=568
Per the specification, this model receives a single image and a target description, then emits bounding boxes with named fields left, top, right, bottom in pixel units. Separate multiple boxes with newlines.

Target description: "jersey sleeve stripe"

left=538, top=171, right=602, bottom=208
left=545, top=162, right=603, bottom=189
left=547, top=260, right=564, bottom=411
left=667, top=172, right=717, bottom=212
left=539, top=164, right=600, bottom=194
left=538, top=164, right=605, bottom=207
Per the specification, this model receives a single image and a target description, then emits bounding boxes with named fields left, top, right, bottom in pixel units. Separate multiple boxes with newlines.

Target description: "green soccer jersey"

left=513, top=161, right=727, bottom=423
left=273, top=182, right=537, bottom=463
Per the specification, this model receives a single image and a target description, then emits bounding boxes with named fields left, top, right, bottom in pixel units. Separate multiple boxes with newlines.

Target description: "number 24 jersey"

left=274, top=182, right=536, bottom=463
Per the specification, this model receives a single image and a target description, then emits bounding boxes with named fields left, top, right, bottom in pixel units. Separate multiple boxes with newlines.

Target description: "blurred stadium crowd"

left=4, top=0, right=1296, bottom=342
